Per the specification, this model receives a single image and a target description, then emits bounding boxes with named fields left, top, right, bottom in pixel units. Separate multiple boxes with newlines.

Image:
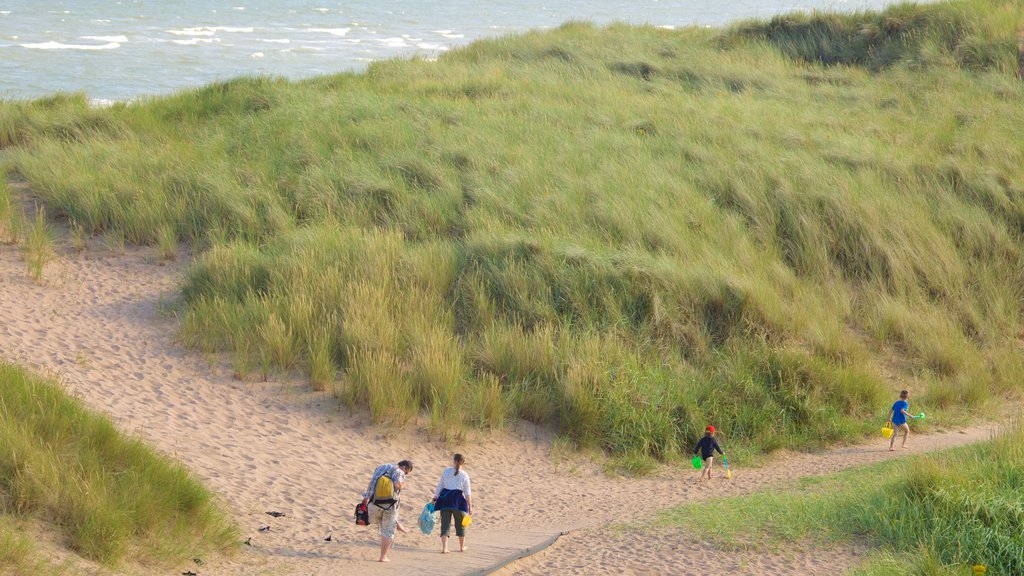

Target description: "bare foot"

left=902, top=446, right=910, bottom=450
left=379, top=558, right=390, bottom=563
left=889, top=448, right=895, bottom=452
left=441, top=549, right=449, bottom=554
left=460, top=546, right=468, bottom=552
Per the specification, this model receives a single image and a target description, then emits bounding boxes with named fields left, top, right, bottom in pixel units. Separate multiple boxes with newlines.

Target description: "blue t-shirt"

left=891, top=400, right=909, bottom=425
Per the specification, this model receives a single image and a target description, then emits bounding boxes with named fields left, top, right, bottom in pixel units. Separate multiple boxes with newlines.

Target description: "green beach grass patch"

left=0, top=363, right=238, bottom=568
left=0, top=516, right=44, bottom=575
left=0, top=172, right=20, bottom=245
left=659, top=421, right=1024, bottom=574
left=0, top=515, right=78, bottom=576
left=23, top=206, right=54, bottom=282
left=2, top=0, right=1024, bottom=462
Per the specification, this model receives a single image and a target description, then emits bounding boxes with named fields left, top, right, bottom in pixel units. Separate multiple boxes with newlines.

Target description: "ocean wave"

left=251, top=52, right=264, bottom=58
left=281, top=46, right=326, bottom=53
left=307, top=27, right=351, bottom=37
left=417, top=43, right=449, bottom=51
left=0, top=11, right=12, bottom=15
left=21, top=40, right=120, bottom=50
left=171, top=38, right=221, bottom=46
left=82, top=35, right=129, bottom=43
left=259, top=38, right=291, bottom=44
left=434, top=30, right=465, bottom=39
left=378, top=37, right=408, bottom=48
left=167, top=26, right=253, bottom=36
left=88, top=98, right=119, bottom=108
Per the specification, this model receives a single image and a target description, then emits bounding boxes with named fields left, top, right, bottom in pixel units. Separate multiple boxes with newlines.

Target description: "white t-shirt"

left=434, top=467, right=471, bottom=498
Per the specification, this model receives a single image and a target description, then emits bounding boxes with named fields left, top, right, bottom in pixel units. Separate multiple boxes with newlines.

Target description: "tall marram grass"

left=0, top=171, right=21, bottom=245
left=3, top=0, right=1024, bottom=461
left=726, top=0, right=1023, bottom=73
left=0, top=363, right=238, bottom=567
left=660, top=419, right=1024, bottom=574
left=23, top=206, right=54, bottom=282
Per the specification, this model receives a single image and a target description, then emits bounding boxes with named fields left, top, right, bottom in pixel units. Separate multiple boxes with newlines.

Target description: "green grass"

left=0, top=516, right=77, bottom=576
left=0, top=363, right=238, bottom=569
left=659, top=419, right=1024, bottom=574
left=0, top=172, right=21, bottom=245
left=23, top=206, right=54, bottom=282
left=0, top=516, right=44, bottom=575
left=2, top=0, right=1024, bottom=461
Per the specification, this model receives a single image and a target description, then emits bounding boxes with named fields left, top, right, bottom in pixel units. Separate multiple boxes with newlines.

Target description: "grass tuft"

left=23, top=207, right=54, bottom=282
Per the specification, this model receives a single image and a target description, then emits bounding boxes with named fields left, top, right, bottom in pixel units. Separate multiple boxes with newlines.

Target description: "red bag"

left=355, top=502, right=369, bottom=526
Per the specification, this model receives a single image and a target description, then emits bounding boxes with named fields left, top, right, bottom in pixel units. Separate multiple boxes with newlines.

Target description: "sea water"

left=2, top=0, right=910, bottom=102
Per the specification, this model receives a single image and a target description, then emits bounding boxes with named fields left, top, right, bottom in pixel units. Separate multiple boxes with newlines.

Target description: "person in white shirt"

left=432, top=453, right=472, bottom=553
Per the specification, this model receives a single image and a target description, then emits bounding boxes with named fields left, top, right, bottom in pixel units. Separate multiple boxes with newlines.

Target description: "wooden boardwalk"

left=359, top=528, right=566, bottom=576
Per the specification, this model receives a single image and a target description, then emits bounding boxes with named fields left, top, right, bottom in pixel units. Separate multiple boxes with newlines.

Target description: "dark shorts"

left=439, top=509, right=466, bottom=537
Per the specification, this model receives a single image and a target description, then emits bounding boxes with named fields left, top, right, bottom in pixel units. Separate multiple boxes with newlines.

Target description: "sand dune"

left=0, top=244, right=998, bottom=575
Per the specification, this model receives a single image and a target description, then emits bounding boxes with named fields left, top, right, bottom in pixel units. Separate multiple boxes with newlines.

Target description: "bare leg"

left=379, top=536, right=393, bottom=562
left=901, top=424, right=910, bottom=449
left=396, top=522, right=408, bottom=534
left=440, top=535, right=449, bottom=554
left=458, top=536, right=467, bottom=552
left=889, top=427, right=897, bottom=451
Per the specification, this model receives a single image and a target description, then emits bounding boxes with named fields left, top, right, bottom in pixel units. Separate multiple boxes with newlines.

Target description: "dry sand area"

left=0, top=243, right=999, bottom=576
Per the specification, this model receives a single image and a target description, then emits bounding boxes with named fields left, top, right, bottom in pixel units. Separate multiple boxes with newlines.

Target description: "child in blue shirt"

left=888, top=390, right=917, bottom=451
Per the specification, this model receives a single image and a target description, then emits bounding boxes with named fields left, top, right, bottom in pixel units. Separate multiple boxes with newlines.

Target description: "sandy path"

left=496, top=425, right=996, bottom=575
left=0, top=244, right=1000, bottom=576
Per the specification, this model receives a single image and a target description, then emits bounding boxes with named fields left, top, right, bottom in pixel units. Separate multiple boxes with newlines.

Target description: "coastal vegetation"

left=0, top=0, right=1022, bottom=464
left=0, top=363, right=237, bottom=570
left=660, top=420, right=1024, bottom=575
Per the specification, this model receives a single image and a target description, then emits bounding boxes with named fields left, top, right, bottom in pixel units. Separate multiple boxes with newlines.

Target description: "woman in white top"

left=432, top=453, right=472, bottom=553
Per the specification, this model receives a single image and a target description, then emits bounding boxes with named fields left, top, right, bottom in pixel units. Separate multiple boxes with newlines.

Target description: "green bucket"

left=691, top=455, right=702, bottom=469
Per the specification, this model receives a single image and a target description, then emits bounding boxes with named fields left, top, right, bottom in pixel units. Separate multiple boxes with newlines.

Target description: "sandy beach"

left=0, top=242, right=1000, bottom=576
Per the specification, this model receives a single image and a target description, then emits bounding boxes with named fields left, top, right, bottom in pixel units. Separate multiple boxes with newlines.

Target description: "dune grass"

left=2, top=0, right=1023, bottom=461
left=0, top=517, right=44, bottom=575
left=0, top=171, right=20, bottom=245
left=659, top=420, right=1024, bottom=574
left=0, top=363, right=238, bottom=569
left=23, top=206, right=54, bottom=282
left=0, top=516, right=78, bottom=576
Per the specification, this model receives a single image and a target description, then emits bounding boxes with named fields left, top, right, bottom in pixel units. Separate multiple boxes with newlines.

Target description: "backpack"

left=370, top=466, right=399, bottom=509
left=354, top=502, right=369, bottom=526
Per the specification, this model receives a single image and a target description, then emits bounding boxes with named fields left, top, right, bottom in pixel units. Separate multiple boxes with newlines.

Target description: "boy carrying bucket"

left=887, top=390, right=917, bottom=451
left=694, top=425, right=725, bottom=482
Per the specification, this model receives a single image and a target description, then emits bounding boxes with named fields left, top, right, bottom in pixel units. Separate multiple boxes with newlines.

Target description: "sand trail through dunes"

left=0, top=245, right=1000, bottom=576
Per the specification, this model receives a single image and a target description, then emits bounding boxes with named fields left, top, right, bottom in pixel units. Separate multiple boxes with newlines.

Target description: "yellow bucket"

left=881, top=423, right=894, bottom=439
left=461, top=514, right=472, bottom=527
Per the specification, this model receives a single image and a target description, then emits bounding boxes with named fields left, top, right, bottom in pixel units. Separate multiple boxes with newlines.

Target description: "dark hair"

left=899, top=390, right=909, bottom=399
left=398, top=459, right=414, bottom=472
left=453, top=453, right=464, bottom=475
